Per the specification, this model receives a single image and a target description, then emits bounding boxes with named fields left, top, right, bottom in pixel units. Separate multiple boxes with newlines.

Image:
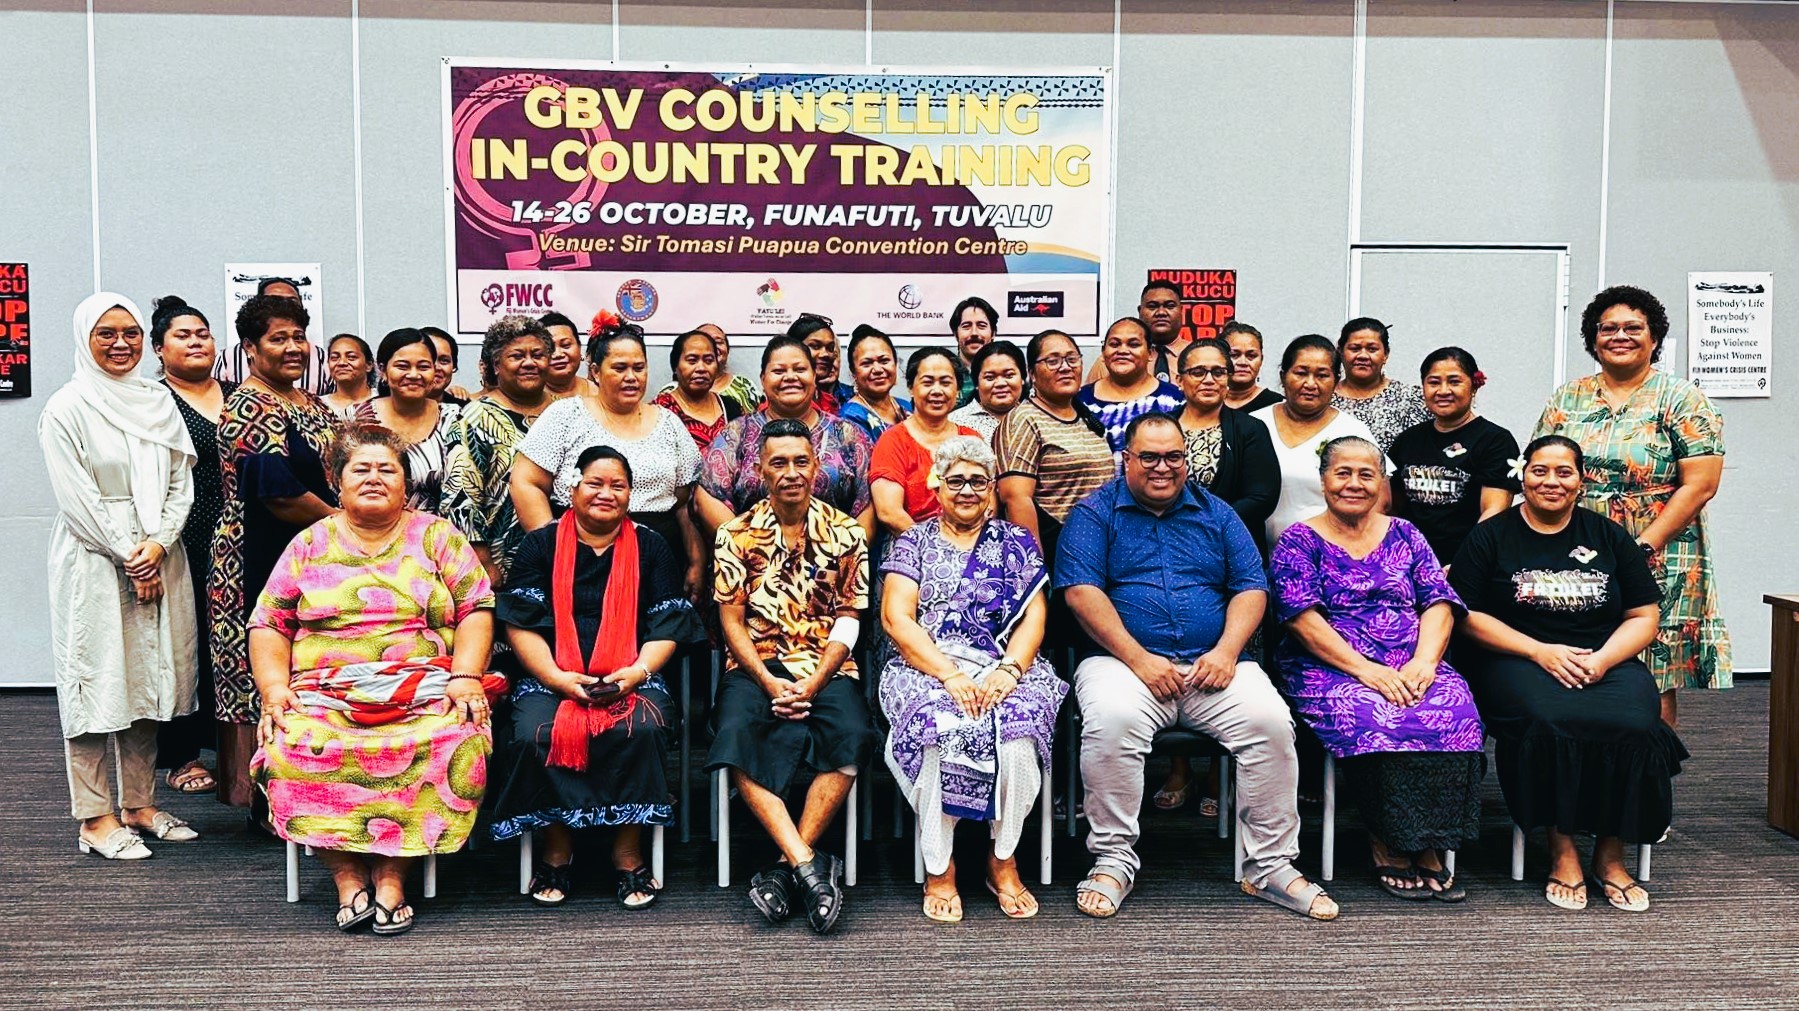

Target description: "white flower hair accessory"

left=925, top=467, right=942, bottom=490
left=1506, top=455, right=1526, bottom=481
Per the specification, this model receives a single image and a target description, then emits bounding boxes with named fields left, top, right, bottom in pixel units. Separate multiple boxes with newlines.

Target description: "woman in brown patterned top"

left=1332, top=317, right=1429, bottom=455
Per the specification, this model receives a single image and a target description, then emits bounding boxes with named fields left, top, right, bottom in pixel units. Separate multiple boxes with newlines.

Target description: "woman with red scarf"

left=491, top=445, right=703, bottom=909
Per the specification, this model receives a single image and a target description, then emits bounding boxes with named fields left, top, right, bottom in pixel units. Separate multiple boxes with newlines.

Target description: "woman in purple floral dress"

left=1271, top=436, right=1485, bottom=902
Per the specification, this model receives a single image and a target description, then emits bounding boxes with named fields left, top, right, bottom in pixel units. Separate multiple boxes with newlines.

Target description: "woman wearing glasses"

left=1532, top=286, right=1729, bottom=728
left=1152, top=337, right=1281, bottom=814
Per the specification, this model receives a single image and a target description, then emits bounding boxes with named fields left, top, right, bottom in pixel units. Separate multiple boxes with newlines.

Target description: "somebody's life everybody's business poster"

left=445, top=61, right=1112, bottom=341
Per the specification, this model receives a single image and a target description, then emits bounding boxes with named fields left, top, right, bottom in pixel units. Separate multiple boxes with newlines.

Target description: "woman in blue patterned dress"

left=879, top=436, right=1067, bottom=923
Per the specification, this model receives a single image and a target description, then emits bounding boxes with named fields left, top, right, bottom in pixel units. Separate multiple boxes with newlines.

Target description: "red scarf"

left=544, top=510, right=640, bottom=771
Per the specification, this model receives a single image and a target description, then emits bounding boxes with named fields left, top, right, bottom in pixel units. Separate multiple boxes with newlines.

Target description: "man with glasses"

left=1055, top=412, right=1335, bottom=921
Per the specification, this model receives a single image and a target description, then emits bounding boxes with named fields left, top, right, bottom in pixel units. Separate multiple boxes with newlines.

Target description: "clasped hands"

left=123, top=540, right=165, bottom=603
left=540, top=664, right=648, bottom=702
left=1354, top=657, right=1438, bottom=708
left=1531, top=643, right=1611, bottom=690
left=760, top=671, right=826, bottom=720
left=940, top=663, right=1020, bottom=718
left=1132, top=648, right=1238, bottom=703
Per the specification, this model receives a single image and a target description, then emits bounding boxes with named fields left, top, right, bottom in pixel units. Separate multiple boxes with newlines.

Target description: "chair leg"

left=679, top=656, right=692, bottom=845
left=1321, top=753, right=1337, bottom=883
left=913, top=812, right=925, bottom=885
left=1232, top=768, right=1248, bottom=883
left=708, top=654, right=721, bottom=843
left=1064, top=713, right=1082, bottom=840
left=715, top=769, right=730, bottom=888
left=1638, top=844, right=1652, bottom=882
left=423, top=854, right=438, bottom=899
left=845, top=777, right=859, bottom=887
left=1511, top=825, right=1526, bottom=882
left=518, top=832, right=533, bottom=895
left=1039, top=755, right=1054, bottom=886
left=1215, top=754, right=1232, bottom=839
left=1445, top=850, right=1456, bottom=877
left=652, top=824, right=666, bottom=885
left=285, top=840, right=300, bottom=903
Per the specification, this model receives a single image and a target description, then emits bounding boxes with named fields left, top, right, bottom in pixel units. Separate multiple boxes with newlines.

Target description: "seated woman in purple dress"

left=878, top=436, right=1067, bottom=923
left=1271, top=436, right=1485, bottom=902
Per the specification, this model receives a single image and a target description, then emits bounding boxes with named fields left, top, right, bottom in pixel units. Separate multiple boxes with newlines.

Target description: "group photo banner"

left=444, top=60, right=1113, bottom=341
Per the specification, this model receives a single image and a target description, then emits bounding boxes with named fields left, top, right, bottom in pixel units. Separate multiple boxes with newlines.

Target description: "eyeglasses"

left=798, top=312, right=834, bottom=326
left=942, top=475, right=993, bottom=493
left=1037, top=354, right=1082, bottom=372
left=1180, top=366, right=1229, bottom=380
left=1596, top=322, right=1649, bottom=338
left=93, top=327, right=144, bottom=344
left=1129, top=450, right=1188, bottom=470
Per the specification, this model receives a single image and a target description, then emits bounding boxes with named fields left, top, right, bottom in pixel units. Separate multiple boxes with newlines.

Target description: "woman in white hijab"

left=38, top=293, right=202, bottom=859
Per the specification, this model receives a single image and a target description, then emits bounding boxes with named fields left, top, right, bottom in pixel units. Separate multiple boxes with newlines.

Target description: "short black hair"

left=420, top=325, right=458, bottom=365
left=970, top=339, right=1026, bottom=379
left=786, top=313, right=834, bottom=343
left=847, top=324, right=896, bottom=366
left=235, top=293, right=309, bottom=345
left=1281, top=334, right=1341, bottom=376
left=949, top=296, right=998, bottom=333
left=669, top=329, right=719, bottom=371
left=1219, top=320, right=1262, bottom=346
left=759, top=417, right=812, bottom=453
left=1523, top=434, right=1585, bottom=476
left=256, top=276, right=301, bottom=296
left=539, top=311, right=577, bottom=333
left=1339, top=317, right=1390, bottom=352
left=1420, top=345, right=1480, bottom=384
left=149, top=295, right=208, bottom=350
left=1122, top=410, right=1182, bottom=452
left=905, top=346, right=960, bottom=386
left=575, top=444, right=634, bottom=484
left=1580, top=284, right=1668, bottom=363
left=376, top=327, right=435, bottom=367
left=1178, top=337, right=1231, bottom=371
left=760, top=334, right=814, bottom=374
left=1139, top=280, right=1181, bottom=302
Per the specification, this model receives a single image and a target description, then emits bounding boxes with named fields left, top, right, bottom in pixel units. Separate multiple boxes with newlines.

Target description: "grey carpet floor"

left=1, top=684, right=1796, bottom=1010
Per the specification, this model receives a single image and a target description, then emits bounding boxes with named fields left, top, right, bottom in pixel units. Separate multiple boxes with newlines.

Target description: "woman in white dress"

left=1252, top=334, right=1381, bottom=546
left=38, top=293, right=202, bottom=859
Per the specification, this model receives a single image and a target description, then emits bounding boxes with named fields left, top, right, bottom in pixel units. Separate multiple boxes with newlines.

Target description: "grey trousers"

left=65, top=719, right=160, bottom=820
left=1075, top=655, right=1300, bottom=889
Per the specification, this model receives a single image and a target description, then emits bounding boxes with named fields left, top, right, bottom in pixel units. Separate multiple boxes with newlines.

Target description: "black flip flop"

left=336, top=887, right=376, bottom=932
left=1417, top=864, right=1467, bottom=903
left=1374, top=864, right=1433, bottom=901
left=372, top=900, right=416, bottom=936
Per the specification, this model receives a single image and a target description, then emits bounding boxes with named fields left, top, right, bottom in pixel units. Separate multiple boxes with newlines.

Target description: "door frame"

left=1347, top=241, right=1573, bottom=387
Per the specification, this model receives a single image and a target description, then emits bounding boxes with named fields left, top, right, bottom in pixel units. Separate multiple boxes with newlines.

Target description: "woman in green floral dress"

left=1534, top=285, right=1729, bottom=727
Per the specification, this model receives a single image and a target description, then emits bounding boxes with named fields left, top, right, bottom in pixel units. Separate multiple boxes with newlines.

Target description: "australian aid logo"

left=481, top=282, right=557, bottom=316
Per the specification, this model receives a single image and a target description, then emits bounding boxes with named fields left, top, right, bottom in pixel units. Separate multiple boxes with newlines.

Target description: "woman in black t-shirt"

left=1389, top=347, right=1519, bottom=567
left=1450, top=436, right=1686, bottom=914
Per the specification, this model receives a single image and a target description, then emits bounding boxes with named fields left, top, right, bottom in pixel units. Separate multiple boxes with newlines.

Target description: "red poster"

left=1147, top=268, right=1236, bottom=342
left=0, top=263, right=28, bottom=399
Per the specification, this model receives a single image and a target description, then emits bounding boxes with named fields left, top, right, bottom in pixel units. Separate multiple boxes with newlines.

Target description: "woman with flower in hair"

left=1387, top=347, right=1521, bottom=568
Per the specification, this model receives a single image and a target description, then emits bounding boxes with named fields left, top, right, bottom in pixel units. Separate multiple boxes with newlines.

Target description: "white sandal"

left=132, top=811, right=199, bottom=842
left=78, top=826, right=152, bottom=860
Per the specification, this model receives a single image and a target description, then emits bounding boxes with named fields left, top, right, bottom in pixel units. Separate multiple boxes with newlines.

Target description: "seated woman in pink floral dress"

left=250, top=424, right=502, bottom=936
left=1270, top=436, right=1485, bottom=903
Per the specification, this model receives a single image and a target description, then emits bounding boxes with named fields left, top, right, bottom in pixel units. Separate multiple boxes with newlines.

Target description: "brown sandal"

left=165, top=761, right=216, bottom=794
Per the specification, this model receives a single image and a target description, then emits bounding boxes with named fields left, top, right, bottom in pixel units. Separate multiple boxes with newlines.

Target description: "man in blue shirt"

left=1056, top=413, right=1335, bottom=921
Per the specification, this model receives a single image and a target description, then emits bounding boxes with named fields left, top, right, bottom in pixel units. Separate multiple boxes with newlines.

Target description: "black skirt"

left=487, top=678, right=677, bottom=839
left=1338, top=751, right=1486, bottom=852
left=705, top=663, right=877, bottom=795
left=1466, top=653, right=1687, bottom=843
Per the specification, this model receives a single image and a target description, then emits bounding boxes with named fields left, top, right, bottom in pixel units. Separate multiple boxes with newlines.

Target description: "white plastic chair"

left=715, top=769, right=859, bottom=888
left=912, top=755, right=1056, bottom=886
left=1320, top=753, right=1455, bottom=882
left=285, top=841, right=437, bottom=903
left=516, top=825, right=666, bottom=894
left=1510, top=826, right=1651, bottom=882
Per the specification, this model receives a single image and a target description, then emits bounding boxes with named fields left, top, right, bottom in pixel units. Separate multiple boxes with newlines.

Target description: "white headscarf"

left=69, top=292, right=196, bottom=536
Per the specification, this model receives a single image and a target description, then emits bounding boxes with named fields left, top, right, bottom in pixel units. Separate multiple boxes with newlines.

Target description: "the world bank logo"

left=897, top=284, right=922, bottom=309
